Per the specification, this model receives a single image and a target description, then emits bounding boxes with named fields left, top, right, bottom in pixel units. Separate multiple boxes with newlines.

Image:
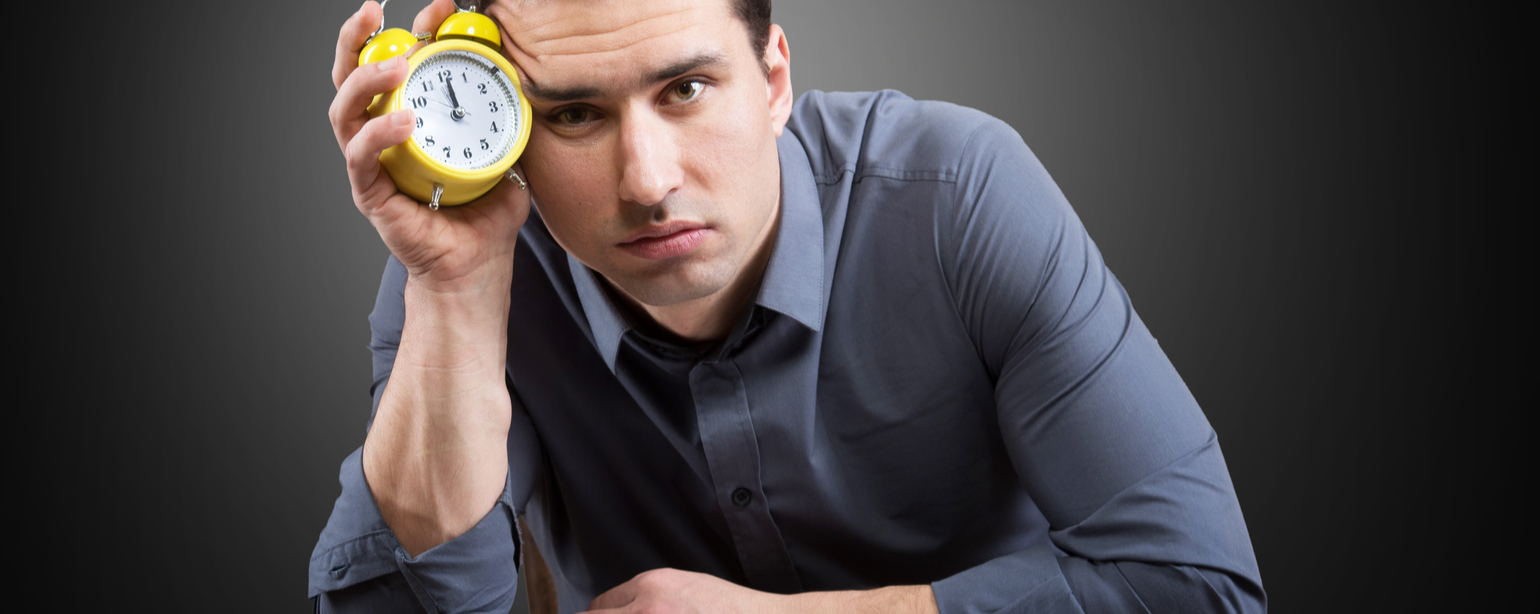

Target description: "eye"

left=667, top=80, right=705, bottom=103
left=553, top=107, right=593, bottom=126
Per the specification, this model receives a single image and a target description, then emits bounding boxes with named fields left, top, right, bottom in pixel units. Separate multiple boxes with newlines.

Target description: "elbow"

left=1121, top=563, right=1265, bottom=614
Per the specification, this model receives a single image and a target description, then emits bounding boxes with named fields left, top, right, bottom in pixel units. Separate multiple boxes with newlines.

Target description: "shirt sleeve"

left=307, top=255, right=543, bottom=614
left=927, top=118, right=1266, bottom=613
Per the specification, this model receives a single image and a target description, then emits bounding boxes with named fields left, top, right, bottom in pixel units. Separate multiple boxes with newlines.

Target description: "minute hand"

left=444, top=78, right=466, bottom=121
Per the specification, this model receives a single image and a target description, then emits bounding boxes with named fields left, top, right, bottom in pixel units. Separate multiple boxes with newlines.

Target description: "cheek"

left=523, top=131, right=615, bottom=247
left=688, top=91, right=773, bottom=198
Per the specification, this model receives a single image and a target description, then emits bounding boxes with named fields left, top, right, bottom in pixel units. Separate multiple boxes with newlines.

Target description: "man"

left=311, top=0, right=1266, bottom=612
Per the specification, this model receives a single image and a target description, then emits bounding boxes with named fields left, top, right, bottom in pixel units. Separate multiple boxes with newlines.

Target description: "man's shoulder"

left=786, top=89, right=1022, bottom=185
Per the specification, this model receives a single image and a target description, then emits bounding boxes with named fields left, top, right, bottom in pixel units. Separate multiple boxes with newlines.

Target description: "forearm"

left=363, top=264, right=514, bottom=556
left=781, top=585, right=938, bottom=614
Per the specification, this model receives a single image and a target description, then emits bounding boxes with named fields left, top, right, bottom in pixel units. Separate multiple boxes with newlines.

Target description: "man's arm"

left=310, top=2, right=539, bottom=612
left=926, top=113, right=1266, bottom=613
left=311, top=256, right=543, bottom=614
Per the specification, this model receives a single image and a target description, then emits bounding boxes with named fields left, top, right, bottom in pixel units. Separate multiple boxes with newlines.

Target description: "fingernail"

left=378, top=56, right=399, bottom=71
left=392, top=111, right=413, bottom=126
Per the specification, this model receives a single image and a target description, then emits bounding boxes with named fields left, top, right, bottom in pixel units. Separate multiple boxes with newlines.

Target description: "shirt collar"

left=569, top=132, right=827, bottom=373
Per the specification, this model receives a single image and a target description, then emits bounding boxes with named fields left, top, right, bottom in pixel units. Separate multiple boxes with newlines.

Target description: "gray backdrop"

left=34, top=0, right=1519, bottom=611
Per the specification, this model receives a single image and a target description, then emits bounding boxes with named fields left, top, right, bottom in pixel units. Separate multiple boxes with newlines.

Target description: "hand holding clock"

left=329, top=0, right=527, bottom=294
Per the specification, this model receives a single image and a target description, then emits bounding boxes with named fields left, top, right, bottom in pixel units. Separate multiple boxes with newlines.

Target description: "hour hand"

left=445, top=78, right=466, bottom=121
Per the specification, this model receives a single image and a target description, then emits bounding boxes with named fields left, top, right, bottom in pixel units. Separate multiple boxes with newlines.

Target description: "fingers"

left=412, top=0, right=460, bottom=36
left=344, top=109, right=417, bottom=214
left=333, top=1, right=383, bottom=90
left=587, top=581, right=639, bottom=612
left=329, top=55, right=411, bottom=152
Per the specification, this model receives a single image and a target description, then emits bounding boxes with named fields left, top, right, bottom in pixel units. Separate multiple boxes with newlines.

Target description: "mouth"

left=616, top=221, right=711, bottom=261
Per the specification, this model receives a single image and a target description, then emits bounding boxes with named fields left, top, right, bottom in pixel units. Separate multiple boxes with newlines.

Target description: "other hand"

left=584, top=568, right=783, bottom=614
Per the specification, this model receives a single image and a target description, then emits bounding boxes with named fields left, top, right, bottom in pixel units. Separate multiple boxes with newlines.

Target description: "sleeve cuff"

left=930, top=540, right=1083, bottom=614
left=308, top=447, right=520, bottom=614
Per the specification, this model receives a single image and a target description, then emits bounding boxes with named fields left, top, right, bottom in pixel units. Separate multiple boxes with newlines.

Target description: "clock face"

left=403, top=50, right=522, bottom=171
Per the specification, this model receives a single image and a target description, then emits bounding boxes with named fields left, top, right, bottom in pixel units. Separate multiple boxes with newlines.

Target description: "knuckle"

left=635, top=569, right=669, bottom=589
left=345, top=142, right=368, bottom=169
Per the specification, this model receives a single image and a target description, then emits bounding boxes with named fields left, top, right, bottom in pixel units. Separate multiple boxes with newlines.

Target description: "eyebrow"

left=522, top=52, right=728, bottom=103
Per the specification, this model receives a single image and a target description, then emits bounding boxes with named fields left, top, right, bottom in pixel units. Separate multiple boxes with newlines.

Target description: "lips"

left=617, top=222, right=711, bottom=261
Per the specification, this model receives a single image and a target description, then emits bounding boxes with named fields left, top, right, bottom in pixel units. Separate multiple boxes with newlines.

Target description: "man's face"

left=487, top=0, right=791, bottom=308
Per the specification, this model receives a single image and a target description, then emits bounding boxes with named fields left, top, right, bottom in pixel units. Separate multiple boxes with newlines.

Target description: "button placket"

left=689, top=359, right=802, bottom=594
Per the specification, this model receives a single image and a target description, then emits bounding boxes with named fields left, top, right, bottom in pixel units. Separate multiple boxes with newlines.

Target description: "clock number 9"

left=416, top=117, right=424, bottom=128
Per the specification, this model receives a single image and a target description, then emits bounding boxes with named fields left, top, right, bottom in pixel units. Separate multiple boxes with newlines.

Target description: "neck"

left=606, top=200, right=781, bottom=351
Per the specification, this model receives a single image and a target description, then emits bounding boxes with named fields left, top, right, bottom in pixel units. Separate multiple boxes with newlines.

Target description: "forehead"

left=488, top=0, right=745, bottom=92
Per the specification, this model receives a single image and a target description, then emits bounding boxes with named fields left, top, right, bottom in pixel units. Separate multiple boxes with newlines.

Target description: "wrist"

left=399, top=270, right=512, bottom=364
left=781, top=585, right=939, bottom=614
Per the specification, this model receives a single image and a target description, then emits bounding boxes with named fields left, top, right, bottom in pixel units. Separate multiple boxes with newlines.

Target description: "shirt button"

left=731, top=487, right=752, bottom=507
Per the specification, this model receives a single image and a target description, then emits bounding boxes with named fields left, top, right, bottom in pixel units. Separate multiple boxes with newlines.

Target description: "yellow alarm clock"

left=358, top=1, right=532, bottom=209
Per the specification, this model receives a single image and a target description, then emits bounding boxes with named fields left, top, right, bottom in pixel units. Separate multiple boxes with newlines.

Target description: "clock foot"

left=429, top=184, right=445, bottom=211
left=506, top=168, right=527, bottom=190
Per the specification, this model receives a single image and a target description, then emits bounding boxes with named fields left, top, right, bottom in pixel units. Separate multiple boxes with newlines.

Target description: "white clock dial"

left=404, top=50, right=521, bottom=170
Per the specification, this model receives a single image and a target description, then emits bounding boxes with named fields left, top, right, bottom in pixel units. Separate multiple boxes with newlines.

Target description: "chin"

left=609, top=257, right=739, bottom=308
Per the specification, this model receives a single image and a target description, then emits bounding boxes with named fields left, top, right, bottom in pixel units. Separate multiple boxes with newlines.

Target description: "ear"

left=763, top=24, right=793, bottom=137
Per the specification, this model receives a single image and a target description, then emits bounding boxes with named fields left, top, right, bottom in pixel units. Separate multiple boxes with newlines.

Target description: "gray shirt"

left=309, top=90, right=1264, bottom=614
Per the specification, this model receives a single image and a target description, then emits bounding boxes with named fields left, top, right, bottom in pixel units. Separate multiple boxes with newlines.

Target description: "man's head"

left=484, top=0, right=791, bottom=315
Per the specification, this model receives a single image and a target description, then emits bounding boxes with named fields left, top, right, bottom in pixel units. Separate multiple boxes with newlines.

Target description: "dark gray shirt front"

left=310, top=90, right=1264, bottom=614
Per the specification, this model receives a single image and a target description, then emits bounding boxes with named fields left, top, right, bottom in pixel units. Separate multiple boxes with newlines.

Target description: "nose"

left=616, top=110, right=683, bottom=207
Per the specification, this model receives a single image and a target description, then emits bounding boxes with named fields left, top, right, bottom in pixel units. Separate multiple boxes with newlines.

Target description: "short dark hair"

left=733, top=0, right=773, bottom=73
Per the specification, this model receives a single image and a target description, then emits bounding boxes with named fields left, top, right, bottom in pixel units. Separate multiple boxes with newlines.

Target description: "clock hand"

left=424, top=93, right=473, bottom=117
left=445, top=78, right=466, bottom=121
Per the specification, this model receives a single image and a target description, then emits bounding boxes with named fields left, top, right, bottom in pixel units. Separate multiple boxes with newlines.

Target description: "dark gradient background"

left=36, top=0, right=1520, bottom=611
